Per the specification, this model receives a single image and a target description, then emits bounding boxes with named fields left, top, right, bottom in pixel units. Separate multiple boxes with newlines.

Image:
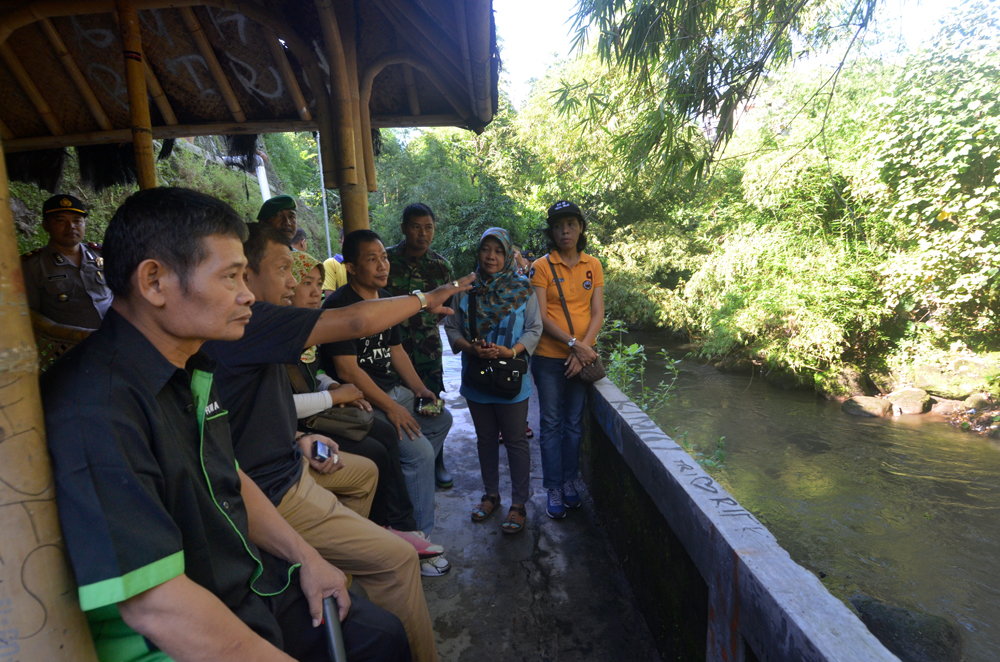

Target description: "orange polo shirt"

left=530, top=252, right=604, bottom=359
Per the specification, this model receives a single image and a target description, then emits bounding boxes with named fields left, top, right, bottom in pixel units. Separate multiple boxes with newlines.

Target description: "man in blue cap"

left=258, top=194, right=298, bottom=240
left=21, top=194, right=112, bottom=329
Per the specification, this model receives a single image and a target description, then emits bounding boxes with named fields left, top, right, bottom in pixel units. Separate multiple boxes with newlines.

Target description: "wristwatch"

left=568, top=337, right=577, bottom=348
left=411, top=290, right=427, bottom=309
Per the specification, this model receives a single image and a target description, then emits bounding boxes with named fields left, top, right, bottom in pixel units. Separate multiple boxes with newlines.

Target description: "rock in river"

left=850, top=594, right=962, bottom=662
left=815, top=364, right=870, bottom=400
left=964, top=393, right=992, bottom=414
left=886, top=388, right=932, bottom=415
left=843, top=396, right=894, bottom=418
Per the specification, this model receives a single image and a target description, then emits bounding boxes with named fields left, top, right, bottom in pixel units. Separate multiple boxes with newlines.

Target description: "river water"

left=627, top=332, right=1000, bottom=661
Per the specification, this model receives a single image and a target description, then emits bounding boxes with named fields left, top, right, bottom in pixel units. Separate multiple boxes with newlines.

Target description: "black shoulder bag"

left=545, top=255, right=606, bottom=384
left=462, top=289, right=528, bottom=399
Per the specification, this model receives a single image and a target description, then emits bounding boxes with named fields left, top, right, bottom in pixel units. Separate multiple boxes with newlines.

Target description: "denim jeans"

left=372, top=384, right=452, bottom=537
left=531, top=355, right=588, bottom=490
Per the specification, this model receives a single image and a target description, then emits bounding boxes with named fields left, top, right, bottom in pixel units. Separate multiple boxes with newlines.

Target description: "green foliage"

left=602, top=320, right=680, bottom=411
left=873, top=0, right=1000, bottom=347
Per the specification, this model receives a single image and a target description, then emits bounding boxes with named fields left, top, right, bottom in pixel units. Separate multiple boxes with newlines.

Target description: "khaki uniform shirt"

left=21, top=242, right=113, bottom=329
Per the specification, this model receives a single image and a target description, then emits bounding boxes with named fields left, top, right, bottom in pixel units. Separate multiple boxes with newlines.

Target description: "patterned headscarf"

left=469, top=228, right=532, bottom=340
left=291, top=252, right=323, bottom=364
left=290, top=251, right=323, bottom=285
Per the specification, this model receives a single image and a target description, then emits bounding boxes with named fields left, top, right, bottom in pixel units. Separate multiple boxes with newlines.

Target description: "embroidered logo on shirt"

left=205, top=401, right=221, bottom=416
left=583, top=280, right=593, bottom=290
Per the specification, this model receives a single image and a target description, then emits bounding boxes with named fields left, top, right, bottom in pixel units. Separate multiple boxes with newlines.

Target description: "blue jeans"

left=372, top=385, right=452, bottom=537
left=531, top=355, right=588, bottom=490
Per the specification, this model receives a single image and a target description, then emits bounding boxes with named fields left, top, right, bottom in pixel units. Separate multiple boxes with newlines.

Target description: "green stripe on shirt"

left=78, top=550, right=185, bottom=611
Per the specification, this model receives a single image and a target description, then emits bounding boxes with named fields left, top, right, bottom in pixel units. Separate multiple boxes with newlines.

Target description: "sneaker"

left=386, top=527, right=444, bottom=559
left=525, top=425, right=534, bottom=439
left=546, top=488, right=566, bottom=519
left=420, top=554, right=451, bottom=577
left=563, top=481, right=581, bottom=509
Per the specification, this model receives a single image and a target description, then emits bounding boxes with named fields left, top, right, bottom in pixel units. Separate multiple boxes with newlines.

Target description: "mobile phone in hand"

left=414, top=397, right=444, bottom=415
left=313, top=441, right=331, bottom=460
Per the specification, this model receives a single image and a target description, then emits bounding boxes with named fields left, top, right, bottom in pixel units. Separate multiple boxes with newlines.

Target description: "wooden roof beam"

left=179, top=6, right=245, bottom=123
left=0, top=42, right=64, bottom=136
left=0, top=116, right=13, bottom=140
left=466, top=0, right=493, bottom=124
left=401, top=64, right=420, bottom=116
left=2, top=119, right=320, bottom=153
left=144, top=58, right=178, bottom=125
left=313, top=0, right=359, bottom=187
left=266, top=31, right=311, bottom=122
left=370, top=0, right=468, bottom=95
left=39, top=17, right=113, bottom=131
left=452, top=0, right=481, bottom=122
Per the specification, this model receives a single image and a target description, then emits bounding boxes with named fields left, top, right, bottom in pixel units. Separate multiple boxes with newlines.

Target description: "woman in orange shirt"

left=529, top=200, right=604, bottom=519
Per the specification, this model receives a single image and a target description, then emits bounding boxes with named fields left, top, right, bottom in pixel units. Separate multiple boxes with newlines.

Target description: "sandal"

left=502, top=505, right=527, bottom=534
left=471, top=494, right=501, bottom=522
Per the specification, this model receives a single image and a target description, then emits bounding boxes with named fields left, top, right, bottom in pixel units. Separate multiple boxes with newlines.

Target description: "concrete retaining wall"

left=581, top=379, right=899, bottom=662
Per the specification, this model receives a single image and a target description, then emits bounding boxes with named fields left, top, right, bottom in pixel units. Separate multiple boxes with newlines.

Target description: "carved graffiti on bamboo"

left=0, top=374, right=72, bottom=652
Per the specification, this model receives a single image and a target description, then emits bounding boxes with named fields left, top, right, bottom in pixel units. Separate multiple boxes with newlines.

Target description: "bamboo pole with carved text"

left=117, top=0, right=156, bottom=189
left=0, top=138, right=99, bottom=662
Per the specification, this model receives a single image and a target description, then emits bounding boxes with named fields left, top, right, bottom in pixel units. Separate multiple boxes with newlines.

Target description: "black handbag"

left=545, top=256, right=606, bottom=384
left=285, top=365, right=374, bottom=441
left=463, top=290, right=528, bottom=400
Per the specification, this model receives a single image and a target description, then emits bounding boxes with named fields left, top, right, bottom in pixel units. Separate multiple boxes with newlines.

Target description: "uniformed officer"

left=257, top=193, right=298, bottom=240
left=21, top=194, right=112, bottom=329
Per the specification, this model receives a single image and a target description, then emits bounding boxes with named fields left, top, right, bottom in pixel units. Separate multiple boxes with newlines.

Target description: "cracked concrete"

left=423, top=335, right=661, bottom=661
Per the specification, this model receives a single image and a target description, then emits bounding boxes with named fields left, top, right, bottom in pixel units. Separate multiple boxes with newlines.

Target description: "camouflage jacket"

left=385, top=241, right=453, bottom=393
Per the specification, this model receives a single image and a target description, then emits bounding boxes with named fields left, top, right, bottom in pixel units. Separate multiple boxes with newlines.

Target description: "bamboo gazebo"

left=0, top=1, right=497, bottom=658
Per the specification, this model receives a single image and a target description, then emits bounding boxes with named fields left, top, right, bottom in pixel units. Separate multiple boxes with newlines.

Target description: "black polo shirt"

left=201, top=301, right=323, bottom=504
left=320, top=284, right=403, bottom=392
left=42, top=310, right=294, bottom=659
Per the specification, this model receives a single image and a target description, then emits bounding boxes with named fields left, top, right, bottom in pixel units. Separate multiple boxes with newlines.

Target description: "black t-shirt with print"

left=202, top=301, right=323, bottom=504
left=319, top=284, right=403, bottom=392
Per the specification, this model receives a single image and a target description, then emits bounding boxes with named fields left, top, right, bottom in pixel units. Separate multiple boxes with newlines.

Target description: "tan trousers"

left=278, top=457, right=439, bottom=662
left=322, top=450, right=378, bottom=517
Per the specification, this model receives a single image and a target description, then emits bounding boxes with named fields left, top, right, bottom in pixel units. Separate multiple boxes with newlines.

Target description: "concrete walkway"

left=422, top=335, right=661, bottom=661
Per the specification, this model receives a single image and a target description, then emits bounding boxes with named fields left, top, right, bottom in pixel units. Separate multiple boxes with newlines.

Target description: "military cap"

left=43, top=194, right=88, bottom=216
left=256, top=194, right=297, bottom=221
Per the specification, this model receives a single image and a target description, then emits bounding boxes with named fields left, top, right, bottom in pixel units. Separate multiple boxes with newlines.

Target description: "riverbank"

left=703, top=347, right=1000, bottom=438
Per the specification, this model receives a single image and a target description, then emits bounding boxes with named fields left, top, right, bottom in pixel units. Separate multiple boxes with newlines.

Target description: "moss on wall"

left=582, top=413, right=708, bottom=661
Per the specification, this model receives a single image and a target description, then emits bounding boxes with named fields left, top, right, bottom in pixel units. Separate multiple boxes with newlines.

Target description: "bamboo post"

left=179, top=7, right=245, bottom=123
left=313, top=0, right=358, bottom=187
left=334, top=0, right=368, bottom=231
left=0, top=43, right=64, bottom=136
left=0, top=140, right=99, bottom=662
left=116, top=0, right=156, bottom=189
left=144, top=59, right=178, bottom=125
left=0, top=117, right=12, bottom=140
left=39, top=17, right=113, bottom=131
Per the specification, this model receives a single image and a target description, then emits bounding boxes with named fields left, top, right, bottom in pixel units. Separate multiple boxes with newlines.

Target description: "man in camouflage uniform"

left=21, top=194, right=112, bottom=329
left=386, top=203, right=454, bottom=488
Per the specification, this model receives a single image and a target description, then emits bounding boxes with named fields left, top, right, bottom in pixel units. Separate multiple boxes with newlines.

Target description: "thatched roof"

left=0, top=1, right=499, bottom=158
